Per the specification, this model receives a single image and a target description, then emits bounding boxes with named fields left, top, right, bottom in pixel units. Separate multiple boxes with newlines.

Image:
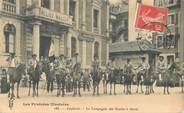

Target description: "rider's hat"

left=59, top=54, right=64, bottom=57
left=74, top=52, right=79, bottom=55
left=32, top=54, right=37, bottom=57
left=141, top=57, right=146, bottom=60
left=10, top=53, right=15, bottom=57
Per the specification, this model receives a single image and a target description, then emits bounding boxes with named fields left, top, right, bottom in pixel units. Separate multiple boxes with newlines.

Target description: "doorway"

left=40, top=36, right=51, bottom=59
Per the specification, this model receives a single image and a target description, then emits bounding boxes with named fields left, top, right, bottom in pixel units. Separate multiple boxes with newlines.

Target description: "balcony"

left=1, top=1, right=16, bottom=14
left=26, top=7, right=73, bottom=26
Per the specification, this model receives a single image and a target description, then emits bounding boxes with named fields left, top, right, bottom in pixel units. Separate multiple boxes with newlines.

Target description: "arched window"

left=3, top=24, right=16, bottom=53
left=94, top=41, right=99, bottom=59
left=71, top=37, right=77, bottom=57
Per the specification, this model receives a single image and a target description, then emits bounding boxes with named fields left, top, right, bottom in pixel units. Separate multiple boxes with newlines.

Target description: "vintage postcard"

left=0, top=0, right=183, bottom=113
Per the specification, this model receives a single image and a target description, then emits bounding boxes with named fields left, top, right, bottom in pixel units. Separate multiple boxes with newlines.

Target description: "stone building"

left=0, top=0, right=110, bottom=69
left=154, top=0, right=182, bottom=65
left=109, top=0, right=159, bottom=69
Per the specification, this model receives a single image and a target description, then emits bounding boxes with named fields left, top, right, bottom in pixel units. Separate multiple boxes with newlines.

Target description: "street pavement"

left=0, top=82, right=183, bottom=113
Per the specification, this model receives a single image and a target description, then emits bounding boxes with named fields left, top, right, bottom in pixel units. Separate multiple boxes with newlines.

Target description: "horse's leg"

left=123, top=83, right=125, bottom=94
left=136, top=80, right=139, bottom=93
left=114, top=83, right=116, bottom=95
left=164, top=86, right=166, bottom=94
left=73, top=82, right=76, bottom=96
left=51, top=80, right=54, bottom=93
left=57, top=80, right=60, bottom=97
left=129, top=83, right=132, bottom=94
left=167, top=85, right=170, bottom=95
left=141, top=82, right=144, bottom=93
left=62, top=80, right=65, bottom=97
left=17, top=82, right=20, bottom=98
left=47, top=80, right=50, bottom=93
left=182, top=82, right=184, bottom=93
left=32, top=81, right=36, bottom=97
left=78, top=81, right=81, bottom=96
left=110, top=83, right=112, bottom=95
left=28, top=80, right=31, bottom=96
left=37, top=81, right=39, bottom=96
left=11, top=83, right=15, bottom=97
left=93, top=83, right=96, bottom=96
left=97, top=83, right=99, bottom=96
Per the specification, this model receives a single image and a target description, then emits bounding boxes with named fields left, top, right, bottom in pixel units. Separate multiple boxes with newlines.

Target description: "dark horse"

left=28, top=63, right=42, bottom=97
left=136, top=69, right=145, bottom=94
left=8, top=64, right=26, bottom=98
left=124, top=67, right=134, bottom=95
left=91, top=69, right=102, bottom=96
left=106, top=68, right=122, bottom=95
left=72, top=63, right=82, bottom=96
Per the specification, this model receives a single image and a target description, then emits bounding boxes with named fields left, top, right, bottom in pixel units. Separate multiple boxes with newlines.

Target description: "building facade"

left=128, top=0, right=154, bottom=41
left=109, top=0, right=158, bottom=69
left=154, top=0, right=183, bottom=65
left=0, top=0, right=110, bottom=69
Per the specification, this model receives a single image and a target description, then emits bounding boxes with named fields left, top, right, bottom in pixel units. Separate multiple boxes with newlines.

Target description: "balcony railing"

left=26, top=7, right=73, bottom=25
left=1, top=1, right=16, bottom=14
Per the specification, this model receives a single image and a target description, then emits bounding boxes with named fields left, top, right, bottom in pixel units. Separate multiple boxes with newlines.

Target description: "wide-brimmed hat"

left=59, top=54, right=64, bottom=57
left=74, top=52, right=79, bottom=55
left=10, top=53, right=15, bottom=56
left=141, top=57, right=146, bottom=60
left=32, top=54, right=37, bottom=57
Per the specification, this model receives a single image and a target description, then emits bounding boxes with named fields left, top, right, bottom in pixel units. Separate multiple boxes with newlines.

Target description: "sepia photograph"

left=0, top=0, right=183, bottom=113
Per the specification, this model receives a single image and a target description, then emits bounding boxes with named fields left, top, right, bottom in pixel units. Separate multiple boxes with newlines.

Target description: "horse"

left=72, top=63, right=82, bottom=96
left=27, top=62, right=42, bottom=97
left=91, top=69, right=102, bottom=96
left=82, top=70, right=91, bottom=92
left=102, top=70, right=108, bottom=94
left=8, top=63, right=26, bottom=98
left=55, top=68, right=66, bottom=97
left=124, top=68, right=135, bottom=95
left=135, top=69, right=145, bottom=94
left=106, top=68, right=122, bottom=95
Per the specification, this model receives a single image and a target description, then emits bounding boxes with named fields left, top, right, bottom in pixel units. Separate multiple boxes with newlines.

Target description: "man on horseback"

left=65, top=57, right=73, bottom=92
left=7, top=53, right=18, bottom=76
left=91, top=55, right=101, bottom=96
left=27, top=54, right=41, bottom=97
left=72, top=52, right=82, bottom=96
left=47, top=55, right=56, bottom=93
left=136, top=57, right=150, bottom=94
left=157, top=56, right=170, bottom=94
left=124, top=58, right=134, bottom=95
left=54, top=54, right=66, bottom=96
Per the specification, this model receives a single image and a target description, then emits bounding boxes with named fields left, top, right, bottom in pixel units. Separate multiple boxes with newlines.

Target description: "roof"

left=110, top=40, right=160, bottom=53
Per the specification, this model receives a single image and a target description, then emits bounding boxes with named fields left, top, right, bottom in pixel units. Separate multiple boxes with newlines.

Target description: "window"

left=93, top=9, right=99, bottom=28
left=166, top=34, right=176, bottom=48
left=41, top=0, right=50, bottom=9
left=168, top=0, right=174, bottom=4
left=94, top=42, right=99, bottom=59
left=167, top=55, right=174, bottom=65
left=71, top=37, right=77, bottom=57
left=3, top=24, right=16, bottom=53
left=157, top=36, right=163, bottom=48
left=69, top=0, right=76, bottom=21
left=169, top=14, right=175, bottom=25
